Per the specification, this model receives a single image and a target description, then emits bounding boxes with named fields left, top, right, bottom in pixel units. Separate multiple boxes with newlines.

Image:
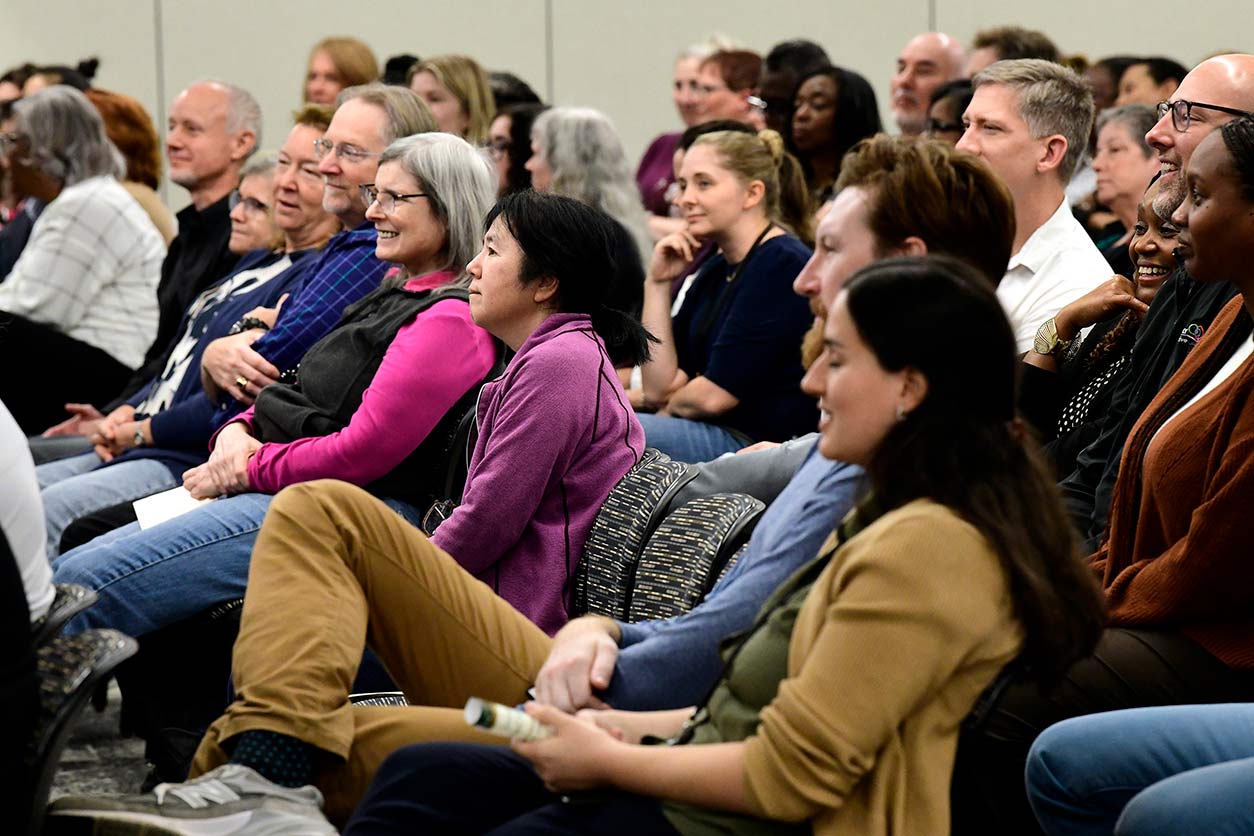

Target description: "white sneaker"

left=46, top=763, right=337, bottom=835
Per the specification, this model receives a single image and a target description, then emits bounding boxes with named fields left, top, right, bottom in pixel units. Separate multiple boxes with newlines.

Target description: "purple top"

left=636, top=132, right=681, bottom=217
left=431, top=313, right=645, bottom=634
left=230, top=270, right=496, bottom=493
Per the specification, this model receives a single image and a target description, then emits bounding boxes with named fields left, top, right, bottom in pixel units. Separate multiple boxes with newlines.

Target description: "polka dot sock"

left=229, top=730, right=317, bottom=788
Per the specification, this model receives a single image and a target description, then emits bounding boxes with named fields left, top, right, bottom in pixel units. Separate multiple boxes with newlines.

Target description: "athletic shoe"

left=45, top=763, right=337, bottom=835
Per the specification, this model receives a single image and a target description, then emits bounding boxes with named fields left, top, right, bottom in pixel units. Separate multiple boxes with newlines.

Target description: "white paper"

left=133, top=486, right=213, bottom=530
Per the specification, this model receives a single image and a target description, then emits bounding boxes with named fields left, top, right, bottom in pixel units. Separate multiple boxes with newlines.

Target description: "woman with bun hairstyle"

left=635, top=127, right=815, bottom=462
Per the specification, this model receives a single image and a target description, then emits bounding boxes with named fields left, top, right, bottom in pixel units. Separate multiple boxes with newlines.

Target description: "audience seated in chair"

left=951, top=111, right=1254, bottom=834
left=36, top=112, right=340, bottom=556
left=32, top=80, right=262, bottom=463
left=0, top=86, right=166, bottom=434
left=51, top=132, right=501, bottom=642
left=635, top=128, right=815, bottom=462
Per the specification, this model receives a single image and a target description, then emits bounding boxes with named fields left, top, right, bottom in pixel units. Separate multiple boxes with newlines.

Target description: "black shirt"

left=1057, top=271, right=1239, bottom=547
left=108, top=191, right=239, bottom=406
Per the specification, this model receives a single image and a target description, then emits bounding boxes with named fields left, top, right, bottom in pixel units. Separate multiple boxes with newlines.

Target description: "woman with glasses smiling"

left=50, top=132, right=501, bottom=654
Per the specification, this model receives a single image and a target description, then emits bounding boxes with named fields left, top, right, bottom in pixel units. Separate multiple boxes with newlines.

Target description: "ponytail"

left=762, top=129, right=816, bottom=247
left=592, top=305, right=657, bottom=368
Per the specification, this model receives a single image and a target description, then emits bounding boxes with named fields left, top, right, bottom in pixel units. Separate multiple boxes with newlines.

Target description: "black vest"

left=252, top=279, right=500, bottom=509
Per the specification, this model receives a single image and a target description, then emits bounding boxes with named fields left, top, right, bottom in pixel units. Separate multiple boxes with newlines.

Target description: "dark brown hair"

left=972, top=26, right=1060, bottom=64
left=836, top=135, right=1015, bottom=286
left=847, top=256, right=1106, bottom=682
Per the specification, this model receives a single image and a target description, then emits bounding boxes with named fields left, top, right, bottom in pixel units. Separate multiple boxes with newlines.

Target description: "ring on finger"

left=235, top=376, right=249, bottom=390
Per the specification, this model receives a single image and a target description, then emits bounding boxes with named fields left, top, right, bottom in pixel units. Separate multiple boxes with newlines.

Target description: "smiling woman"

left=635, top=128, right=815, bottom=462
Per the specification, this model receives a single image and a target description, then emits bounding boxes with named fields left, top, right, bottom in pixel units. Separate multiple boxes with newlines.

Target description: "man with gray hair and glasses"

left=957, top=58, right=1110, bottom=352
left=34, top=79, right=262, bottom=460
left=0, top=85, right=166, bottom=432
left=198, top=83, right=436, bottom=411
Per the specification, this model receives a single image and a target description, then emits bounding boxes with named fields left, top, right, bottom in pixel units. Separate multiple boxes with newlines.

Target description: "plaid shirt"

left=249, top=222, right=388, bottom=373
left=0, top=176, right=165, bottom=368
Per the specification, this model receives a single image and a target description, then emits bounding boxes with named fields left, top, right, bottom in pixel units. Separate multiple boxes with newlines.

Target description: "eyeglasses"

left=0, top=131, right=29, bottom=156
left=926, top=118, right=964, bottom=136
left=228, top=190, right=270, bottom=215
left=312, top=138, right=381, bottom=164
left=360, top=183, right=429, bottom=213
left=1155, top=99, right=1254, bottom=132
left=484, top=138, right=511, bottom=161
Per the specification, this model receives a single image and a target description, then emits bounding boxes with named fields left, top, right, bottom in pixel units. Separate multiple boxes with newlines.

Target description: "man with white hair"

left=957, top=59, right=1110, bottom=352
left=890, top=32, right=966, bottom=136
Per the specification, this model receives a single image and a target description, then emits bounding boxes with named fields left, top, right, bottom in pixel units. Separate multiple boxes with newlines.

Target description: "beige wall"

left=1, top=0, right=1248, bottom=208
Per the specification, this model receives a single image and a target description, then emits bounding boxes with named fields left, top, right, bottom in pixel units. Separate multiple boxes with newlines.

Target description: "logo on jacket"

left=1178, top=323, right=1206, bottom=347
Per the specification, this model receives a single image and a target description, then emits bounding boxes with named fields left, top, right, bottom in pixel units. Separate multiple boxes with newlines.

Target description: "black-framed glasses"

left=228, top=190, right=269, bottom=215
left=360, top=183, right=429, bottom=213
left=312, top=138, right=381, bottom=164
left=0, top=131, right=29, bottom=156
left=1156, top=99, right=1254, bottom=132
left=926, top=118, right=964, bottom=136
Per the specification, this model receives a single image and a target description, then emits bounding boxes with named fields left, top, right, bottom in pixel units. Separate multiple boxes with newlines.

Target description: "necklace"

left=725, top=224, right=776, bottom=283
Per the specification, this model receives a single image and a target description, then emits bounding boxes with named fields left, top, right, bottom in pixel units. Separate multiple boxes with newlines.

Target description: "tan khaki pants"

left=190, top=480, right=553, bottom=822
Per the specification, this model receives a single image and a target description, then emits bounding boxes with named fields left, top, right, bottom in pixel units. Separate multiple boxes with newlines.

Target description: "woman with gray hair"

left=0, top=85, right=165, bottom=433
left=50, top=131, right=503, bottom=658
left=527, top=106, right=649, bottom=330
left=1091, top=104, right=1161, bottom=275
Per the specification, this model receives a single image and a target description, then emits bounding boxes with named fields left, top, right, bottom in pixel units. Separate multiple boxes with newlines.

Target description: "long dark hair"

left=845, top=256, right=1105, bottom=683
left=1221, top=114, right=1254, bottom=201
left=786, top=65, right=882, bottom=181
left=500, top=102, right=547, bottom=195
left=486, top=190, right=656, bottom=367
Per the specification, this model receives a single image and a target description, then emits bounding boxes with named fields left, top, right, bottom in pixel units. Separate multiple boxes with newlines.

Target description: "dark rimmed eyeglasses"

left=360, top=183, right=429, bottom=213
left=228, top=190, right=269, bottom=215
left=1155, top=99, right=1254, bottom=132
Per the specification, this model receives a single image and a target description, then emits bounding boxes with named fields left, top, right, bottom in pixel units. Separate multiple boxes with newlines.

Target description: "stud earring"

left=895, top=404, right=907, bottom=422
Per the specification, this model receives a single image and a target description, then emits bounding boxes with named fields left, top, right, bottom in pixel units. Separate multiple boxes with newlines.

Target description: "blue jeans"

left=1026, top=704, right=1254, bottom=836
left=50, top=488, right=425, bottom=638
left=634, top=413, right=747, bottom=463
left=37, top=453, right=179, bottom=559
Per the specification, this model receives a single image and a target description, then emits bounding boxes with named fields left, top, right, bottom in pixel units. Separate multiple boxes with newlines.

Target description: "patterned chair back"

left=571, top=449, right=696, bottom=620
left=626, top=492, right=765, bottom=623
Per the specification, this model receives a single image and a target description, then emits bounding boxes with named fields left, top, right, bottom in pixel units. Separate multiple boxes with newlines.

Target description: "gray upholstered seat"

left=571, top=449, right=695, bottom=620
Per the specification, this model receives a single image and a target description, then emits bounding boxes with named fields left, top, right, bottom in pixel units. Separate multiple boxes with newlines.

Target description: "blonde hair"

left=407, top=54, right=496, bottom=144
left=305, top=37, right=379, bottom=101
left=693, top=128, right=815, bottom=245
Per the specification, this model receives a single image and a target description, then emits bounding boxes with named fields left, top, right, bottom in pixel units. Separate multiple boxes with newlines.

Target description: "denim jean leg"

left=1116, top=754, right=1254, bottom=836
left=41, top=458, right=179, bottom=560
left=634, top=413, right=747, bottom=463
left=1027, top=704, right=1254, bottom=836
left=51, top=492, right=277, bottom=638
left=35, top=450, right=101, bottom=490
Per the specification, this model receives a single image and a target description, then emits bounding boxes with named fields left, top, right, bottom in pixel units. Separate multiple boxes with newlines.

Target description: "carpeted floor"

left=50, top=681, right=147, bottom=800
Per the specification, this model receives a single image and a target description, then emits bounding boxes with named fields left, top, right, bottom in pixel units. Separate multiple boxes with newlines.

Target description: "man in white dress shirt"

left=957, top=59, right=1111, bottom=352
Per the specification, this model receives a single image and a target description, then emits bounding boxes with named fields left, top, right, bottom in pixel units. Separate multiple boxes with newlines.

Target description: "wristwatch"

left=133, top=426, right=146, bottom=448
left=1033, top=318, right=1073, bottom=358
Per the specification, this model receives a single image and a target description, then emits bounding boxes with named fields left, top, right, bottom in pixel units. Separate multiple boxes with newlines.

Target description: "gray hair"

left=190, top=79, right=262, bottom=157
left=239, top=150, right=278, bottom=181
left=974, top=58, right=1094, bottom=182
left=532, top=106, right=651, bottom=265
left=377, top=132, right=496, bottom=286
left=1096, top=104, right=1157, bottom=158
left=12, top=85, right=124, bottom=186
left=337, top=82, right=437, bottom=145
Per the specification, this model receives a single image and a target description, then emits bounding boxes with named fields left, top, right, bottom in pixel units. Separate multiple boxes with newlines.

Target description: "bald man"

left=890, top=32, right=966, bottom=135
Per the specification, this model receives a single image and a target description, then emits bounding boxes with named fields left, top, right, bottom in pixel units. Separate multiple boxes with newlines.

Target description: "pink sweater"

left=227, top=270, right=496, bottom=494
